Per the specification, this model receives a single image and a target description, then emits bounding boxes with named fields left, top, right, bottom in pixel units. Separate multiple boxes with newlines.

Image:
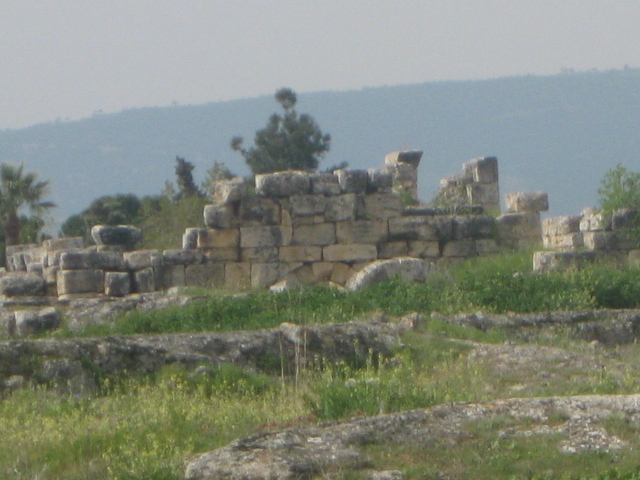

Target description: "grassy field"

left=4, top=251, right=640, bottom=479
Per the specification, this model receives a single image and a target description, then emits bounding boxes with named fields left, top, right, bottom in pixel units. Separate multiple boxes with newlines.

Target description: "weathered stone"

left=336, top=169, right=369, bottom=194
left=241, top=247, right=279, bottom=263
left=388, top=216, right=440, bottom=241
left=310, top=172, right=341, bottom=196
left=292, top=223, right=336, bottom=246
left=388, top=163, right=419, bottom=199
left=239, top=196, right=281, bottom=226
left=336, top=220, right=387, bottom=244
left=379, top=241, right=409, bottom=259
left=202, top=248, right=240, bottom=262
left=124, top=249, right=163, bottom=270
left=580, top=208, right=608, bottom=232
left=543, top=215, right=583, bottom=236
left=185, top=264, right=225, bottom=289
left=162, top=249, right=204, bottom=266
left=203, top=204, right=236, bottom=229
left=133, top=267, right=156, bottom=293
left=408, top=241, right=440, bottom=259
left=197, top=228, right=240, bottom=249
left=60, top=250, right=126, bottom=271
left=104, top=272, right=131, bottom=297
left=497, top=212, right=542, bottom=247
left=367, top=168, right=393, bottom=193
left=311, top=262, right=335, bottom=282
left=384, top=150, right=423, bottom=168
left=330, top=262, right=353, bottom=285
left=463, top=156, right=499, bottom=183
left=225, top=263, right=251, bottom=290
left=476, top=239, right=500, bottom=256
left=91, top=225, right=142, bottom=248
left=213, top=177, right=247, bottom=204
left=182, top=228, right=201, bottom=249
left=290, top=194, right=327, bottom=217
left=466, top=182, right=500, bottom=207
left=583, top=231, right=618, bottom=251
left=240, top=226, right=292, bottom=248
left=13, top=307, right=61, bottom=337
left=0, top=273, right=46, bottom=297
left=44, top=237, right=84, bottom=251
left=543, top=233, right=584, bottom=250
left=442, top=240, right=476, bottom=257
left=279, top=245, right=322, bottom=262
left=453, top=215, right=496, bottom=240
left=255, top=171, right=311, bottom=197
left=251, top=262, right=302, bottom=288
left=361, top=193, right=403, bottom=221
left=161, top=265, right=186, bottom=288
left=346, top=257, right=433, bottom=291
left=325, top=194, right=357, bottom=222
left=57, top=269, right=105, bottom=295
left=533, top=250, right=596, bottom=272
left=505, top=191, right=549, bottom=213
left=323, top=244, right=378, bottom=262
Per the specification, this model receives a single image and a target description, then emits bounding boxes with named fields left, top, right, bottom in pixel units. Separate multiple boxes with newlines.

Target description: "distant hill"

left=1, top=68, right=639, bottom=229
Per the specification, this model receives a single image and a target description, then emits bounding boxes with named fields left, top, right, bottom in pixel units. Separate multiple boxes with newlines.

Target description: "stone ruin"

left=0, top=151, right=555, bottom=311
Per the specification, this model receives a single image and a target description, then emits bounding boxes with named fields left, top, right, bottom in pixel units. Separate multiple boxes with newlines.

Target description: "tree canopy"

left=231, top=88, right=331, bottom=175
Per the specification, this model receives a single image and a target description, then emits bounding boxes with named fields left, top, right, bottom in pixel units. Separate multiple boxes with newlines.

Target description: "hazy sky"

left=2, top=0, right=640, bottom=130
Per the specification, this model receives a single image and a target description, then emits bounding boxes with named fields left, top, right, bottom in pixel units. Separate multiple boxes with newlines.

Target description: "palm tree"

left=0, top=163, right=55, bottom=246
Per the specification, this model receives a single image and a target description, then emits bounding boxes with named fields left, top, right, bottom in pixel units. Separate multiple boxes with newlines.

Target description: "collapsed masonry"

left=1, top=152, right=549, bottom=302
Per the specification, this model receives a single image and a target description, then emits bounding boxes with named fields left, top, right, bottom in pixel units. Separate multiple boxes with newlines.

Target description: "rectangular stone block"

left=543, top=233, right=584, bottom=250
left=165, top=265, right=186, bottom=288
left=60, top=250, right=126, bottom=271
left=239, top=197, right=281, bottom=226
left=251, top=262, right=302, bottom=289
left=185, top=264, right=225, bottom=289
left=225, top=263, right=251, bottom=290
left=203, top=248, right=240, bottom=262
left=542, top=215, right=582, bottom=236
left=322, top=244, right=377, bottom=262
left=408, top=241, right=441, bottom=259
left=361, top=193, right=403, bottom=221
left=292, top=223, right=336, bottom=246
left=505, top=191, right=549, bottom=213
left=453, top=215, right=496, bottom=240
left=583, top=231, right=617, bottom=251
left=580, top=208, right=607, bottom=232
left=44, top=237, right=84, bottom=251
left=466, top=182, right=500, bottom=205
left=442, top=240, right=476, bottom=258
left=367, top=168, right=393, bottom=193
left=255, top=171, right=311, bottom=197
left=325, top=194, right=357, bottom=222
left=124, top=249, right=163, bottom=270
left=241, top=247, right=279, bottom=263
left=379, top=241, right=409, bottom=259
left=311, top=262, right=335, bottom=282
left=310, top=172, right=341, bottom=196
left=290, top=194, right=327, bottom=217
left=197, top=228, right=240, bottom=248
left=203, top=204, right=236, bottom=229
left=463, top=156, right=498, bottom=183
left=104, top=272, right=131, bottom=297
left=134, top=267, right=156, bottom=293
left=240, top=226, right=292, bottom=248
left=388, top=216, right=439, bottom=241
left=475, top=239, right=500, bottom=256
left=291, top=214, right=325, bottom=226
left=279, top=246, right=322, bottom=262
left=163, top=250, right=205, bottom=266
left=57, top=269, right=104, bottom=295
left=336, top=220, right=387, bottom=244
left=533, top=250, right=596, bottom=272
left=497, top=212, right=542, bottom=245
left=336, top=169, right=369, bottom=194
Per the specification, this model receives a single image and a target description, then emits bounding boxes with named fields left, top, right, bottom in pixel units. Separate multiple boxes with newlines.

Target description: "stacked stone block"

left=436, top=157, right=500, bottom=214
left=497, top=191, right=548, bottom=249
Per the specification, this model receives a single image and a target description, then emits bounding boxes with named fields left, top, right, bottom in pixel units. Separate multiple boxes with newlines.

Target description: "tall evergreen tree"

left=231, top=88, right=331, bottom=174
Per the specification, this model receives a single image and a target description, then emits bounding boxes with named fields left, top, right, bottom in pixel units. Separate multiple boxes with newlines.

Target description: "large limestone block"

left=13, top=307, right=61, bottom=337
left=330, top=262, right=353, bottom=285
left=408, top=241, right=441, bottom=259
left=182, top=228, right=201, bottom=249
left=44, top=237, right=84, bottom=251
left=336, top=220, right=387, bottom=244
left=203, top=248, right=240, bottom=262
left=583, top=231, right=617, bottom=251
left=162, top=249, right=205, bottom=266
left=251, top=262, right=302, bottom=289
left=57, top=269, right=105, bottom=295
left=346, top=257, right=432, bottom=291
left=241, top=247, right=279, bottom=263
left=388, top=163, right=419, bottom=199
left=336, top=169, right=369, bottom=194
left=0, top=273, right=46, bottom=297
left=367, top=168, right=393, bottom=193
left=185, top=264, right=225, bottom=289
left=279, top=246, right=322, bottom=262
left=543, top=233, right=584, bottom=250
left=311, top=262, right=335, bottom=282
left=388, top=216, right=440, bottom=242
left=476, top=239, right=500, bottom=256
left=255, top=171, right=311, bottom=197
left=466, top=183, right=500, bottom=207
left=91, top=225, right=142, bottom=249
left=292, top=223, right=336, bottom=246
left=533, top=250, right=596, bottom=272
left=505, top=191, right=549, bottom=213
left=134, top=267, right=156, bottom=293
left=497, top=212, right=542, bottom=245
left=463, top=156, right=499, bottom=183
left=361, top=193, right=403, bottom=221
left=213, top=177, right=247, bottom=204
left=442, top=240, right=477, bottom=257
left=240, top=226, right=292, bottom=248
left=543, top=215, right=582, bottom=236
left=104, top=272, right=131, bottom=297
left=384, top=150, right=423, bottom=167
left=580, top=208, right=608, bottom=232
left=323, top=244, right=378, bottom=262
left=379, top=241, right=409, bottom=259
left=59, top=250, right=126, bottom=271
left=290, top=194, right=327, bottom=217
left=124, top=249, right=163, bottom=270
left=453, top=215, right=496, bottom=240
left=197, top=228, right=240, bottom=249
left=225, top=263, right=251, bottom=290
left=239, top=196, right=281, bottom=226
left=203, top=204, right=236, bottom=229
left=160, top=265, right=186, bottom=288
left=310, top=172, right=341, bottom=196
left=325, top=194, right=357, bottom=222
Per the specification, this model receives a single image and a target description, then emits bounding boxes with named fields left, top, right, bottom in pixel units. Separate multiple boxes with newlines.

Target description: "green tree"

left=598, top=163, right=640, bottom=246
left=201, top=160, right=235, bottom=196
left=0, top=163, right=55, bottom=246
left=174, top=156, right=203, bottom=199
left=231, top=87, right=331, bottom=174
